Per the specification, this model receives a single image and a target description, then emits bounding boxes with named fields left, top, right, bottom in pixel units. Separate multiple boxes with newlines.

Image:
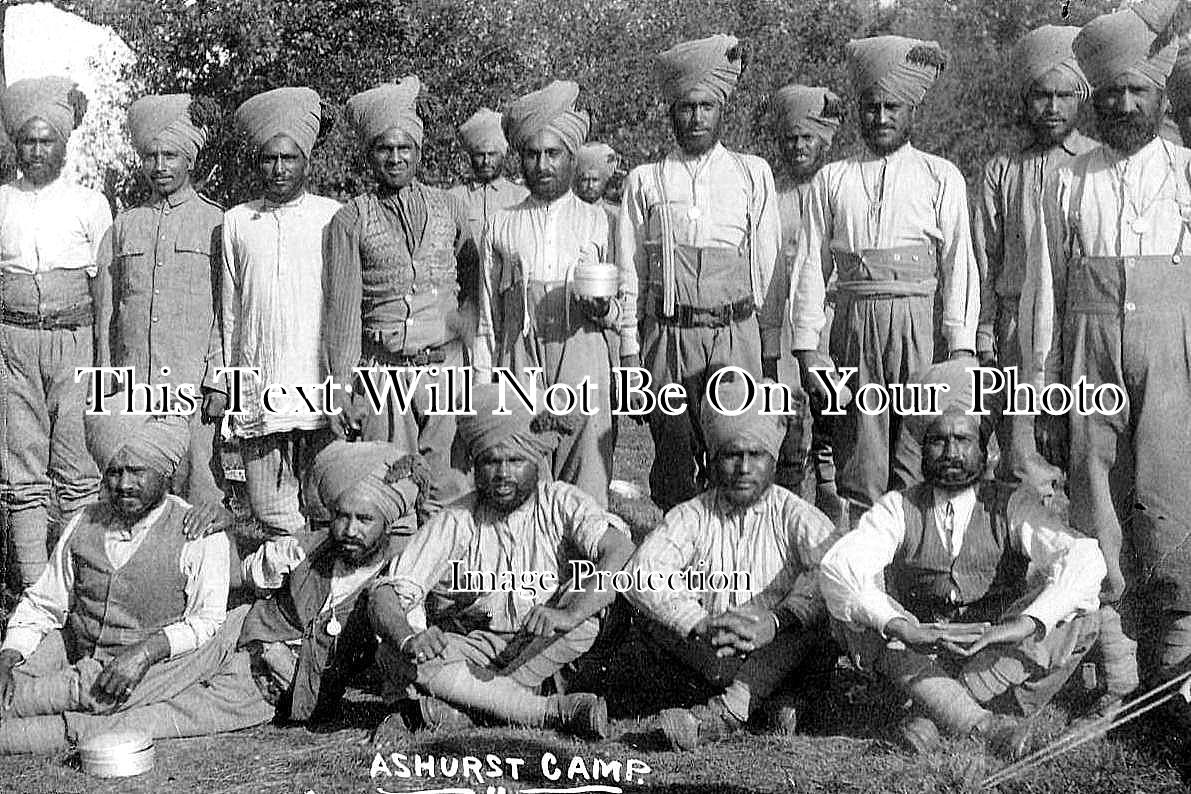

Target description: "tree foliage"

left=59, top=0, right=1116, bottom=207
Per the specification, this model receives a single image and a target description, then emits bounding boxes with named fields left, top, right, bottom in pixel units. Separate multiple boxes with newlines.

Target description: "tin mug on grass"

left=77, top=731, right=155, bottom=778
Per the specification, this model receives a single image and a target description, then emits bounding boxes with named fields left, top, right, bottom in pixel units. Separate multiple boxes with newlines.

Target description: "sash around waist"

left=831, top=245, right=936, bottom=295
left=0, top=269, right=94, bottom=322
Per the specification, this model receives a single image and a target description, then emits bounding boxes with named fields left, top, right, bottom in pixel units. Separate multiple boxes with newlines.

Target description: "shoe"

left=762, top=695, right=799, bottom=736
left=419, top=697, right=475, bottom=731
left=549, top=692, right=609, bottom=740
left=657, top=702, right=742, bottom=750
left=1066, top=694, right=1123, bottom=736
left=371, top=709, right=415, bottom=747
left=976, top=713, right=1033, bottom=761
left=897, top=714, right=942, bottom=755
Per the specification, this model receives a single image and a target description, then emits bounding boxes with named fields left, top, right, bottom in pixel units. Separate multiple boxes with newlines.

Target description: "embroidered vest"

left=355, top=187, right=459, bottom=330
left=889, top=482, right=1026, bottom=624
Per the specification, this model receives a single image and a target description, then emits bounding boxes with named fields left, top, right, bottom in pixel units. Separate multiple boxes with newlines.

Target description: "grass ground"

left=1, top=422, right=1189, bottom=794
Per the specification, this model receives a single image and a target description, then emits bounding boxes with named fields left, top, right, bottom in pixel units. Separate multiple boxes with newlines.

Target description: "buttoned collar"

left=152, top=184, right=196, bottom=210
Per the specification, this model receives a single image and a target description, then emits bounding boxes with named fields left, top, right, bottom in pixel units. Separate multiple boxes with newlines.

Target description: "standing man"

left=223, top=86, right=339, bottom=538
left=1169, top=39, right=1191, bottom=146
left=574, top=142, right=620, bottom=221
left=477, top=81, right=620, bottom=505
left=770, top=84, right=843, bottom=524
left=0, top=77, right=109, bottom=588
left=619, top=34, right=782, bottom=511
left=974, top=26, right=1095, bottom=488
left=447, top=108, right=528, bottom=245
left=322, top=77, right=477, bottom=490
left=790, top=36, right=980, bottom=519
left=97, top=93, right=228, bottom=505
left=1020, top=0, right=1191, bottom=692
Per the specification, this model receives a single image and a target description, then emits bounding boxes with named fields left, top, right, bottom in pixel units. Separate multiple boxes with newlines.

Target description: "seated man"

left=0, top=411, right=272, bottom=753
left=368, top=385, right=635, bottom=740
left=237, top=440, right=428, bottom=724
left=820, top=359, right=1104, bottom=759
left=625, top=377, right=842, bottom=750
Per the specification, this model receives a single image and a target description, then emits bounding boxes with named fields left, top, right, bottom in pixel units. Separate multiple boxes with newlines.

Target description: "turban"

left=234, top=86, right=322, bottom=159
left=458, top=107, right=508, bottom=153
left=127, top=94, right=209, bottom=161
left=576, top=142, right=618, bottom=179
left=2, top=76, right=84, bottom=140
left=85, top=411, right=189, bottom=478
left=1074, top=0, right=1182, bottom=90
left=846, top=36, right=947, bottom=106
left=655, top=34, right=744, bottom=104
left=345, top=76, right=423, bottom=149
left=503, top=81, right=590, bottom=155
left=902, top=358, right=998, bottom=445
left=310, top=441, right=422, bottom=526
left=700, top=376, right=786, bottom=461
left=456, top=384, right=564, bottom=463
left=1168, top=35, right=1191, bottom=113
left=1010, top=26, right=1090, bottom=100
left=772, top=84, right=842, bottom=145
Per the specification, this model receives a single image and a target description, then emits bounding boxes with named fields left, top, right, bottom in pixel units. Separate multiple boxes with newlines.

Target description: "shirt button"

left=152, top=316, right=160, bottom=323
left=153, top=289, right=160, bottom=295
left=1124, top=301, right=1136, bottom=312
left=1124, top=257, right=1136, bottom=268
left=1174, top=254, right=1182, bottom=265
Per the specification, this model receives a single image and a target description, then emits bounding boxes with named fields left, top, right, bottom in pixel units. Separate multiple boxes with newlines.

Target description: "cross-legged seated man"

left=820, top=359, right=1104, bottom=759
left=367, top=385, right=634, bottom=740
left=0, top=411, right=272, bottom=753
left=625, top=377, right=841, bottom=750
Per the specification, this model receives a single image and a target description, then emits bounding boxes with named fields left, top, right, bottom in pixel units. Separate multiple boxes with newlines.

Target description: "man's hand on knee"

left=92, top=638, right=163, bottom=707
left=401, top=627, right=448, bottom=664
left=525, top=605, right=581, bottom=637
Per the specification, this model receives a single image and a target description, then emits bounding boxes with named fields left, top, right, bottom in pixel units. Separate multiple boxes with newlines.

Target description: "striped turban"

left=656, top=34, right=744, bottom=104
left=234, top=86, right=322, bottom=159
left=503, top=80, right=590, bottom=154
left=345, top=76, right=423, bottom=149
left=846, top=36, right=947, bottom=106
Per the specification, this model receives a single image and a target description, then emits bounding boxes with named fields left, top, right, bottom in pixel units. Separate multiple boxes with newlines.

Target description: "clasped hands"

left=692, top=606, right=779, bottom=659
left=886, top=615, right=1039, bottom=659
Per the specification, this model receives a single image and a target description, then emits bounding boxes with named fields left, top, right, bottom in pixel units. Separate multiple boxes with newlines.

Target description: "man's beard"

left=1098, top=110, right=1161, bottom=154
left=922, top=455, right=984, bottom=492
